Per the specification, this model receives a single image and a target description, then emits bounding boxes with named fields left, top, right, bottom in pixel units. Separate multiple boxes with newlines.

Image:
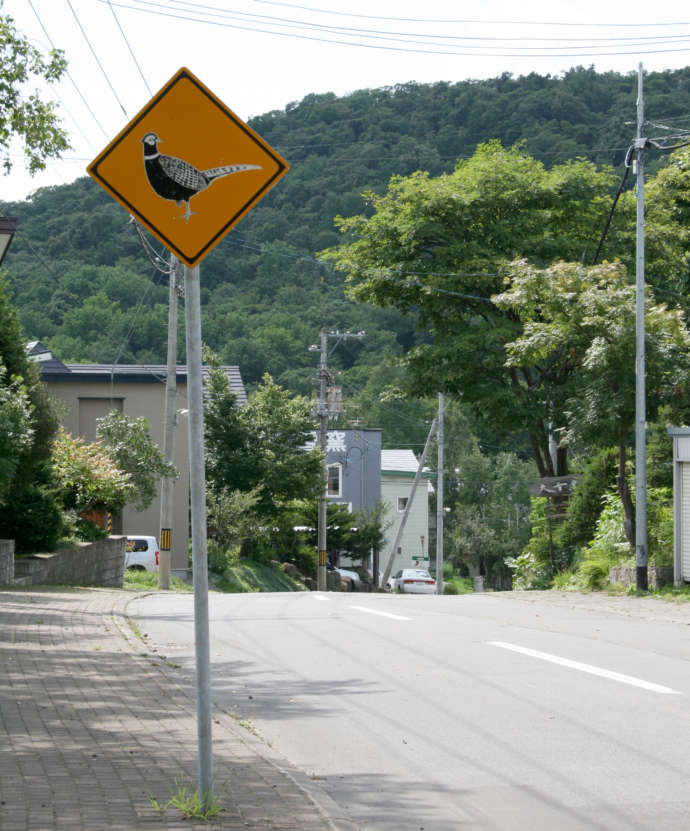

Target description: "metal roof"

left=27, top=341, right=247, bottom=405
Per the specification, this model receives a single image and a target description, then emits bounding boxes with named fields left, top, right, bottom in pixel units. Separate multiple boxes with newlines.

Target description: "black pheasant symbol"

left=141, top=132, right=261, bottom=222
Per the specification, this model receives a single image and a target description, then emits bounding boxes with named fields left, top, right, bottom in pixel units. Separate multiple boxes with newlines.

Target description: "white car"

left=125, top=535, right=159, bottom=572
left=390, top=568, right=436, bottom=594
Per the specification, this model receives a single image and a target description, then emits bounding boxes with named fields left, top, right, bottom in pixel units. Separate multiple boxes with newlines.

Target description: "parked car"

left=125, top=535, right=159, bottom=572
left=390, top=568, right=436, bottom=594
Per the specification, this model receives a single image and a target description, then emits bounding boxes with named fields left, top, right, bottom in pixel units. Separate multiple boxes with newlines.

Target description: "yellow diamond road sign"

left=87, top=67, right=289, bottom=267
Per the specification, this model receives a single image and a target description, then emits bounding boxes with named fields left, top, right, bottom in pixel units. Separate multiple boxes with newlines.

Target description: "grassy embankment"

left=124, top=560, right=306, bottom=593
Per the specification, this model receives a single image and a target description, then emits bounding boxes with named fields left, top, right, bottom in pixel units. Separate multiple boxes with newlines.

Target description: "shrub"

left=0, top=483, right=62, bottom=553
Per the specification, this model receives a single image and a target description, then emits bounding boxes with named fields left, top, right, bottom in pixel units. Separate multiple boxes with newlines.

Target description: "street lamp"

left=0, top=217, right=17, bottom=266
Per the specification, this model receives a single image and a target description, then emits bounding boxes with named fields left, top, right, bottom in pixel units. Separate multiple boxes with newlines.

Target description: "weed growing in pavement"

left=148, top=778, right=223, bottom=821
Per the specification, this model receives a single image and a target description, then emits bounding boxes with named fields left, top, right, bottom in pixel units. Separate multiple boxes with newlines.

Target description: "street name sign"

left=87, top=67, right=288, bottom=267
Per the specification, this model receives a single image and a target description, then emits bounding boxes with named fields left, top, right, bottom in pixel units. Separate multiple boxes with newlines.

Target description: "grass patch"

left=123, top=569, right=192, bottom=592
left=149, top=777, right=222, bottom=821
left=213, top=560, right=307, bottom=593
left=645, top=584, right=690, bottom=602
left=443, top=576, right=474, bottom=595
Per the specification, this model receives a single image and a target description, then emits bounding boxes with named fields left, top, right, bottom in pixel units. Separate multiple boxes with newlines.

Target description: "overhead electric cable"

left=115, top=0, right=690, bottom=44
left=591, top=144, right=635, bottom=265
left=253, top=0, right=690, bottom=27
left=99, top=1, right=690, bottom=57
left=26, top=0, right=110, bottom=139
left=65, top=0, right=129, bottom=117
left=106, top=0, right=154, bottom=95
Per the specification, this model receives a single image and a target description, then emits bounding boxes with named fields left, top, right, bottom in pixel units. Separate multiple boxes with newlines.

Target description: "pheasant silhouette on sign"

left=141, top=132, right=261, bottom=222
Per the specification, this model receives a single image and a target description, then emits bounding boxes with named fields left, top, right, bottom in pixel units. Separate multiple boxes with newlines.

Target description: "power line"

left=106, top=0, right=154, bottom=96
left=254, top=0, right=690, bottom=28
left=99, top=1, right=690, bottom=57
left=105, top=0, right=690, bottom=46
left=65, top=0, right=129, bottom=118
left=26, top=0, right=110, bottom=139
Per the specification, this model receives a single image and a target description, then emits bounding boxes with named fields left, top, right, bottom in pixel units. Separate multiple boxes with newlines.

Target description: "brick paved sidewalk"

left=0, top=588, right=359, bottom=831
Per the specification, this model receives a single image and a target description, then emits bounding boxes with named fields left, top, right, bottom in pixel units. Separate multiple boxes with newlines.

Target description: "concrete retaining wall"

left=0, top=539, right=14, bottom=585
left=609, top=565, right=673, bottom=589
left=12, top=537, right=126, bottom=588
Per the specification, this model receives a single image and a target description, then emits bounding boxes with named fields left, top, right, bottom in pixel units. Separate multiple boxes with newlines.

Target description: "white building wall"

left=381, top=474, right=430, bottom=575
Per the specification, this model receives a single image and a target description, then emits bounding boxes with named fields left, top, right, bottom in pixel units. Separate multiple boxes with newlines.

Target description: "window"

left=327, top=464, right=342, bottom=497
left=397, top=496, right=408, bottom=512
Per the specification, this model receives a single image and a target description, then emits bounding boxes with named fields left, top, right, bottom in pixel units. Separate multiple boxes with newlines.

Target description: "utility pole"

left=183, top=263, right=213, bottom=809
left=436, top=393, right=444, bottom=595
left=317, top=328, right=329, bottom=591
left=313, top=328, right=366, bottom=591
left=635, top=63, right=648, bottom=591
left=381, top=417, right=438, bottom=587
left=158, top=254, right=179, bottom=590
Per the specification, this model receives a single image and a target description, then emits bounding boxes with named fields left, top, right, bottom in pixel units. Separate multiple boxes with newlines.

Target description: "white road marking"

left=350, top=605, right=412, bottom=621
left=312, top=594, right=329, bottom=602
left=489, top=641, right=680, bottom=695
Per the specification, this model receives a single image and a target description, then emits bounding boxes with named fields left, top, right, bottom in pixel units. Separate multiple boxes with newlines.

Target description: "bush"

left=283, top=545, right=317, bottom=577
left=207, top=539, right=234, bottom=574
left=0, top=483, right=62, bottom=553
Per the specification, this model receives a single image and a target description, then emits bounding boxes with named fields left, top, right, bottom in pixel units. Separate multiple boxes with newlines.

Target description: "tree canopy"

left=0, top=2, right=69, bottom=173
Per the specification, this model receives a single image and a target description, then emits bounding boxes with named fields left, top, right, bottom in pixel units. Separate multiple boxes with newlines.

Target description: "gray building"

left=320, top=429, right=382, bottom=513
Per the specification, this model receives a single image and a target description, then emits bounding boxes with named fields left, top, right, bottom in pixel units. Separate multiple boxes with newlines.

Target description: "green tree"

left=51, top=427, right=132, bottom=515
left=322, top=142, right=622, bottom=477
left=494, top=259, right=690, bottom=551
left=0, top=2, right=69, bottom=173
left=204, top=361, right=323, bottom=527
left=0, top=276, right=60, bottom=550
left=96, top=411, right=177, bottom=512
left=0, top=362, right=33, bottom=503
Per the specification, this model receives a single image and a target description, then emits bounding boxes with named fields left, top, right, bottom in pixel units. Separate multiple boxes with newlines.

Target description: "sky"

left=3, top=0, right=690, bottom=203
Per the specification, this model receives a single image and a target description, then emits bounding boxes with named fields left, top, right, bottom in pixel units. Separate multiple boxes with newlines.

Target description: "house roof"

left=381, top=448, right=434, bottom=491
left=27, top=341, right=247, bottom=405
left=382, top=449, right=426, bottom=474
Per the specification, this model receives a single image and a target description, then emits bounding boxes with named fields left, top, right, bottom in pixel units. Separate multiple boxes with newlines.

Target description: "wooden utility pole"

left=317, top=328, right=329, bottom=591
left=435, top=393, right=444, bottom=595
left=158, top=254, right=178, bottom=590
left=314, top=329, right=365, bottom=591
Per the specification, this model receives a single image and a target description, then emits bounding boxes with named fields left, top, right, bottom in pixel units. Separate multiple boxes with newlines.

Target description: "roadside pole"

left=436, top=393, right=444, bottom=595
left=317, top=328, right=328, bottom=591
left=183, top=263, right=213, bottom=808
left=381, top=417, right=438, bottom=587
left=634, top=63, right=648, bottom=591
left=158, top=254, right=178, bottom=590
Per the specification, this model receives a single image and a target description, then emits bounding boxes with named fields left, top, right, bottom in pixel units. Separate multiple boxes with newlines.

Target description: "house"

left=380, top=449, right=433, bottom=576
left=29, top=341, right=246, bottom=575
left=321, top=428, right=382, bottom=513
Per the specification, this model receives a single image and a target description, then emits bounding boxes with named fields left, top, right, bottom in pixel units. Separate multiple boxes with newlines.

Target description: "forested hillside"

left=2, top=65, right=690, bottom=448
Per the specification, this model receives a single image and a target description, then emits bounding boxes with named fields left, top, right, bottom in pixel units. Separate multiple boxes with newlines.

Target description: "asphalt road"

left=128, top=590, right=690, bottom=830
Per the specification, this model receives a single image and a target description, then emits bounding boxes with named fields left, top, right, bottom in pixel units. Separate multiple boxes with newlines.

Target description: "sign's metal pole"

left=183, top=263, right=213, bottom=807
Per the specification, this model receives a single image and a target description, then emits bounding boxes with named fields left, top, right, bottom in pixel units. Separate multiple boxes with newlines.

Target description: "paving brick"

left=0, top=588, right=355, bottom=830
